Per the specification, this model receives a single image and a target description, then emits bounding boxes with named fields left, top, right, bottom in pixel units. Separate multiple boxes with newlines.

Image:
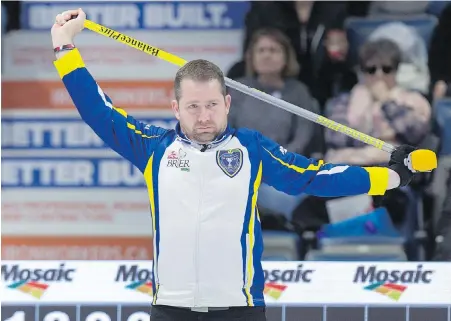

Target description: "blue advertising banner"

left=2, top=157, right=146, bottom=188
left=21, top=1, right=250, bottom=30
left=2, top=116, right=177, bottom=150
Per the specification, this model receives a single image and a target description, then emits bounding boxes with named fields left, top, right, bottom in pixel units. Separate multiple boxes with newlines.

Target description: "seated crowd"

left=2, top=1, right=450, bottom=260
left=227, top=1, right=451, bottom=261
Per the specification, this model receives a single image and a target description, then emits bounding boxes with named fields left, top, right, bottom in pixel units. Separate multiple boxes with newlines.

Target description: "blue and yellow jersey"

left=55, top=48, right=389, bottom=307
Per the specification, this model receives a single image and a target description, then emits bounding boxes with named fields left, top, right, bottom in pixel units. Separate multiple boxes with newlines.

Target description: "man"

left=52, top=9, right=416, bottom=321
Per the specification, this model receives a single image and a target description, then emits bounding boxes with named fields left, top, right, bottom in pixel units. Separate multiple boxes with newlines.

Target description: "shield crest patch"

left=216, top=149, right=243, bottom=178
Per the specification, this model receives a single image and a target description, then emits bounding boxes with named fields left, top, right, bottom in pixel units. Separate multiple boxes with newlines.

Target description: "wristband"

left=54, top=44, right=76, bottom=53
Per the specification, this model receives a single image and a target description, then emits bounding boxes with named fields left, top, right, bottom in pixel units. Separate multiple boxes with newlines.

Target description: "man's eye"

left=189, top=104, right=198, bottom=109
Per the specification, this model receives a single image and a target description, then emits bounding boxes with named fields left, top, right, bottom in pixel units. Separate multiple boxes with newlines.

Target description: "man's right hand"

left=51, top=8, right=86, bottom=48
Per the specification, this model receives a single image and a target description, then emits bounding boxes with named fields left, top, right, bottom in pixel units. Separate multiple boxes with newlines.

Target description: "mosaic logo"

left=115, top=264, right=154, bottom=297
left=264, top=283, right=287, bottom=300
left=353, top=264, right=433, bottom=301
left=7, top=281, right=49, bottom=299
left=125, top=281, right=153, bottom=297
left=2, top=264, right=75, bottom=300
left=364, top=282, right=407, bottom=301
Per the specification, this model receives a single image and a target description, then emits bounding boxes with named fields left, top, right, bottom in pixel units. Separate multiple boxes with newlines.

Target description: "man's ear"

left=171, top=100, right=180, bottom=120
left=225, top=94, right=231, bottom=115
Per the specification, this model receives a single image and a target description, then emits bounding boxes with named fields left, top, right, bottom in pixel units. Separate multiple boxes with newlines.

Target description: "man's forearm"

left=52, top=12, right=77, bottom=60
left=53, top=37, right=75, bottom=60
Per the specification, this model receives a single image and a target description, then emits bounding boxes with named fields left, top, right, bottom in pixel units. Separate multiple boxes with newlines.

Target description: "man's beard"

left=192, top=130, right=219, bottom=144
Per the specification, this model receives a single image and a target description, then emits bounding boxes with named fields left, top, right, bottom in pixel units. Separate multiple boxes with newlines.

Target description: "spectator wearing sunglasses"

left=323, top=38, right=431, bottom=166
left=291, top=39, right=431, bottom=235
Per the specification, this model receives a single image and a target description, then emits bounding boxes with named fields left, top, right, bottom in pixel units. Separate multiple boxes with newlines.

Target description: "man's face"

left=172, top=79, right=231, bottom=144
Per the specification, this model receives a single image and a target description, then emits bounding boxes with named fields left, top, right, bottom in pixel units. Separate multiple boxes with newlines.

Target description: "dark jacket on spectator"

left=229, top=76, right=321, bottom=156
left=434, top=169, right=451, bottom=261
left=228, top=1, right=350, bottom=101
left=428, top=3, right=451, bottom=95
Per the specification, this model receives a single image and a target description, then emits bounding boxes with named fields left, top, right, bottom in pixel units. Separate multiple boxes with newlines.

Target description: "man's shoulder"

left=233, top=127, right=261, bottom=145
left=144, top=126, right=176, bottom=146
left=145, top=124, right=172, bottom=135
left=141, top=124, right=174, bottom=140
left=233, top=127, right=292, bottom=160
left=232, top=127, right=268, bottom=159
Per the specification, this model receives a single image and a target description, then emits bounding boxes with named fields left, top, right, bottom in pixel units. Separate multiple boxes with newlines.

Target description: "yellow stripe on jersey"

left=244, top=161, right=263, bottom=306
left=143, top=155, right=158, bottom=303
left=53, top=48, right=86, bottom=78
left=125, top=122, right=160, bottom=138
left=263, top=147, right=324, bottom=173
left=113, top=106, right=128, bottom=117
left=363, top=167, right=389, bottom=195
left=111, top=107, right=159, bottom=139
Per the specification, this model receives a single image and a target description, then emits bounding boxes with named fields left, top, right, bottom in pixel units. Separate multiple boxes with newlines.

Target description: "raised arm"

left=51, top=9, right=167, bottom=172
left=257, top=131, right=407, bottom=197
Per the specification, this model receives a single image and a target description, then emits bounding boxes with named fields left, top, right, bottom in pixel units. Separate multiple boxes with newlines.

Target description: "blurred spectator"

left=2, top=3, right=8, bottom=34
left=325, top=38, right=431, bottom=165
left=368, top=22, right=430, bottom=96
left=346, top=1, right=371, bottom=17
left=229, top=28, right=319, bottom=218
left=228, top=1, right=351, bottom=103
left=315, top=29, right=358, bottom=109
left=291, top=39, right=431, bottom=233
left=429, top=3, right=451, bottom=100
left=433, top=169, right=451, bottom=261
left=2, top=1, right=21, bottom=33
left=229, top=28, right=318, bottom=156
left=2, top=2, right=7, bottom=75
left=426, top=0, right=451, bottom=17
left=368, top=1, right=430, bottom=16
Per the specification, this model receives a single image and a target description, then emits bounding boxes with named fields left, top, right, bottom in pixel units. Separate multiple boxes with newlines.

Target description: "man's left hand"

left=389, top=144, right=417, bottom=187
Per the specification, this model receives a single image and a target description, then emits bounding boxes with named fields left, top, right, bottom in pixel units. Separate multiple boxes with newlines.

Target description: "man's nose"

left=197, top=106, right=211, bottom=123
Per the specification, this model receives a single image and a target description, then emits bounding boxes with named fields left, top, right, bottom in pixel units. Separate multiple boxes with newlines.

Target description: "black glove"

left=388, top=144, right=416, bottom=187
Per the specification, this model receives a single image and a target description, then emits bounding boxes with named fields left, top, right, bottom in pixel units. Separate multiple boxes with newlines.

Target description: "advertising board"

left=1, top=261, right=450, bottom=321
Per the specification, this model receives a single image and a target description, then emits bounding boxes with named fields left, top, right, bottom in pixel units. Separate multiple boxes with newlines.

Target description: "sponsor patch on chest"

left=166, top=148, right=190, bottom=172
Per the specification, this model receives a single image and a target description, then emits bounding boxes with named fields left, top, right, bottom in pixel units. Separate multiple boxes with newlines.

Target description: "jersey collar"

left=175, top=123, right=233, bottom=151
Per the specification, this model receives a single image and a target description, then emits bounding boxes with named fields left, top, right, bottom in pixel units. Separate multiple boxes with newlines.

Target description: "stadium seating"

left=300, top=200, right=425, bottom=261
left=428, top=99, right=451, bottom=235
left=344, top=14, right=438, bottom=63
left=434, top=98, right=451, bottom=156
left=305, top=214, right=407, bottom=261
left=262, top=231, right=300, bottom=261
left=318, top=207, right=401, bottom=238
left=305, top=248, right=407, bottom=261
left=307, top=208, right=408, bottom=261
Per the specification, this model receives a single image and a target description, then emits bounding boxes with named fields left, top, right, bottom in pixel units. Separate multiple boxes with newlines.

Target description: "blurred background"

left=2, top=0, right=451, bottom=263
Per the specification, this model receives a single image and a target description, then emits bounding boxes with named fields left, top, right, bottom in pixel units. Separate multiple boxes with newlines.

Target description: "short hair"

left=245, top=28, right=300, bottom=78
left=174, top=59, right=227, bottom=101
left=358, top=38, right=402, bottom=69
